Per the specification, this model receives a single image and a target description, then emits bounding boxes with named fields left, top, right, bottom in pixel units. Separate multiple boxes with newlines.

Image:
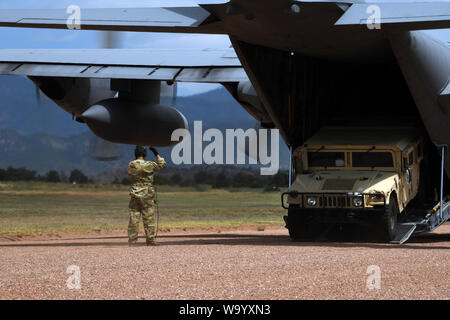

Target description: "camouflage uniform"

left=127, top=157, right=167, bottom=244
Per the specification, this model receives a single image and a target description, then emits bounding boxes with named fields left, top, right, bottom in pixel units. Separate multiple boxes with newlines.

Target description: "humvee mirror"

left=406, top=167, right=412, bottom=184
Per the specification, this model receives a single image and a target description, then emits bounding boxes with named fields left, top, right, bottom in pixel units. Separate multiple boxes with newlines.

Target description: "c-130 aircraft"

left=0, top=0, right=449, bottom=242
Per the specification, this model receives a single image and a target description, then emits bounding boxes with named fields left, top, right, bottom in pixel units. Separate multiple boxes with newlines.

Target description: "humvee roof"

left=304, top=126, right=420, bottom=151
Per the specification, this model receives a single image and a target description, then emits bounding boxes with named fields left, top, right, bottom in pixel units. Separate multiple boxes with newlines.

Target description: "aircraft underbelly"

left=232, top=33, right=450, bottom=178
left=233, top=39, right=415, bottom=134
left=231, top=31, right=393, bottom=63
left=390, top=31, right=450, bottom=175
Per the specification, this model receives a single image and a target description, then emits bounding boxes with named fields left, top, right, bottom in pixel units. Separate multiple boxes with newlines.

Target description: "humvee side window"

left=408, top=151, right=414, bottom=165
left=308, top=152, right=345, bottom=167
left=352, top=152, right=394, bottom=167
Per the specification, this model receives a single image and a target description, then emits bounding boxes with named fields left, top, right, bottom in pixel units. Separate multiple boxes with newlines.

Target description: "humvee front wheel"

left=379, top=194, right=398, bottom=241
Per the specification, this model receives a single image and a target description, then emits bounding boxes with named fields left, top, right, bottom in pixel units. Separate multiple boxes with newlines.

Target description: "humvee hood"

left=292, top=171, right=398, bottom=195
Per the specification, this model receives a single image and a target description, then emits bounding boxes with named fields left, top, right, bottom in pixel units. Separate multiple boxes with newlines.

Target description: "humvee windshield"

left=307, top=151, right=394, bottom=168
left=352, top=152, right=393, bottom=167
left=308, top=152, right=345, bottom=167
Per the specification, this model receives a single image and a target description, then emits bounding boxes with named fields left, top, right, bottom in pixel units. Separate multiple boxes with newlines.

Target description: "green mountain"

left=0, top=75, right=254, bottom=137
left=0, top=128, right=126, bottom=176
left=0, top=76, right=289, bottom=176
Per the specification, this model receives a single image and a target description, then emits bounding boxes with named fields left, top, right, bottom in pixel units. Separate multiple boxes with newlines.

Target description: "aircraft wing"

left=336, top=2, right=450, bottom=30
left=0, top=48, right=247, bottom=83
left=0, top=6, right=223, bottom=34
left=1, top=3, right=450, bottom=34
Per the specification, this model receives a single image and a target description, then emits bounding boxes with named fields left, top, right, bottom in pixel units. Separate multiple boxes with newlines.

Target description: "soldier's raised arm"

left=146, top=147, right=167, bottom=172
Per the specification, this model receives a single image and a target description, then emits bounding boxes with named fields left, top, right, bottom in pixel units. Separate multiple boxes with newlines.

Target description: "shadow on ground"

left=0, top=224, right=449, bottom=250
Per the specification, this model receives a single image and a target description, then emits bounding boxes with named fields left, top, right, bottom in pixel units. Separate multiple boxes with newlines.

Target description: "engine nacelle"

left=29, top=77, right=116, bottom=116
left=81, top=98, right=188, bottom=147
left=224, top=81, right=273, bottom=127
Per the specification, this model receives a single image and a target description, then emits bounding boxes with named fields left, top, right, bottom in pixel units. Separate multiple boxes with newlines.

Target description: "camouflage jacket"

left=128, top=158, right=167, bottom=198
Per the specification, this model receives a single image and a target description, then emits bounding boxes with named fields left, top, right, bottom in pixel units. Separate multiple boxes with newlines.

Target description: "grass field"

left=0, top=182, right=286, bottom=236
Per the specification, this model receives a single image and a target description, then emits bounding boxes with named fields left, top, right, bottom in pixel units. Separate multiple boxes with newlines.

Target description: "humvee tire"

left=287, top=206, right=317, bottom=241
left=379, top=194, right=398, bottom=241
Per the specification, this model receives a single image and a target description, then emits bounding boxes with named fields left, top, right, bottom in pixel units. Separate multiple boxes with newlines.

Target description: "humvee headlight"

left=307, top=197, right=317, bottom=206
left=367, top=195, right=384, bottom=204
left=353, top=197, right=363, bottom=207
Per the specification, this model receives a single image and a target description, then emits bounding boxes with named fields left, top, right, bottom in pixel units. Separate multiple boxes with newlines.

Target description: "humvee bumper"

left=284, top=205, right=386, bottom=226
left=282, top=192, right=387, bottom=226
left=282, top=191, right=386, bottom=210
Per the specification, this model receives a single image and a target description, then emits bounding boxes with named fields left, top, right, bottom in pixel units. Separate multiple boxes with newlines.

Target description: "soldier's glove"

left=149, top=147, right=159, bottom=157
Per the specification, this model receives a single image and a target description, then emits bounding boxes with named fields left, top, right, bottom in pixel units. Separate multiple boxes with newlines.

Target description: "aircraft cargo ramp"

left=391, top=199, right=450, bottom=244
left=391, top=145, right=449, bottom=244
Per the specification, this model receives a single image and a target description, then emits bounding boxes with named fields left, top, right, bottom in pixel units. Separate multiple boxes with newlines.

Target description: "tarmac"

left=0, top=224, right=448, bottom=300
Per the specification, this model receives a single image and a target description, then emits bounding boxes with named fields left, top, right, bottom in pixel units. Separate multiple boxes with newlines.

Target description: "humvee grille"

left=323, top=195, right=351, bottom=208
left=322, top=179, right=356, bottom=191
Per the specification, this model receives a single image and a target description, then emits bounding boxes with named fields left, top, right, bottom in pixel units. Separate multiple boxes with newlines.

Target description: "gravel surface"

left=0, top=224, right=448, bottom=300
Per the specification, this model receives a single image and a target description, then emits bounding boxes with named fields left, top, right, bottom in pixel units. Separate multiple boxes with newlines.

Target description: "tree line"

left=152, top=170, right=289, bottom=190
left=0, top=167, right=89, bottom=184
left=0, top=166, right=289, bottom=190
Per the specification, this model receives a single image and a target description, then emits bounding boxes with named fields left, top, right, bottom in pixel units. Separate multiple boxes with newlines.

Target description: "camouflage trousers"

left=128, top=196, right=156, bottom=244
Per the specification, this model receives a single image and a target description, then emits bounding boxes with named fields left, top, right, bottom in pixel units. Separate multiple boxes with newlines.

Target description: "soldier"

left=127, top=146, right=167, bottom=246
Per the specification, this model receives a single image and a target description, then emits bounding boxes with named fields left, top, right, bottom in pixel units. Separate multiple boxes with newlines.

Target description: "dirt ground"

left=0, top=224, right=448, bottom=300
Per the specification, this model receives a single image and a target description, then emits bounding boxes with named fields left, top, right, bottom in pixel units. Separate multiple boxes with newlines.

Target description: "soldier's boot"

left=146, top=240, right=160, bottom=246
left=129, top=242, right=140, bottom=247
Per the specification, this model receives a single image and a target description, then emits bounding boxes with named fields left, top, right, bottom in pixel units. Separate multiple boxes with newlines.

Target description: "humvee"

left=282, top=126, right=424, bottom=241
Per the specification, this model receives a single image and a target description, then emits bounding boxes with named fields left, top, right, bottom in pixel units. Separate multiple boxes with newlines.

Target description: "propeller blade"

left=88, top=31, right=124, bottom=162
left=101, top=31, right=121, bottom=49
left=90, top=136, right=122, bottom=161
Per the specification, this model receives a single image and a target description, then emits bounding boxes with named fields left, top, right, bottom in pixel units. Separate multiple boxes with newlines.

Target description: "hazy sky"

left=0, top=0, right=449, bottom=94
